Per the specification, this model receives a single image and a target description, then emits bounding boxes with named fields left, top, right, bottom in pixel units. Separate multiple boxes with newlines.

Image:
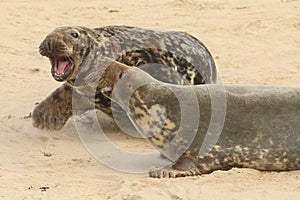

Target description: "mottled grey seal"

left=32, top=25, right=216, bottom=130
left=97, top=60, right=300, bottom=178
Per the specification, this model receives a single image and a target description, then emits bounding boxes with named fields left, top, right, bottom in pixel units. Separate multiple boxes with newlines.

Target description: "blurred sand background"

left=0, top=0, right=300, bottom=199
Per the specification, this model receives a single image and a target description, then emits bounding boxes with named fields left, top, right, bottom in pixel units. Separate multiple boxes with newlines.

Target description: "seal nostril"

left=46, top=35, right=56, bottom=41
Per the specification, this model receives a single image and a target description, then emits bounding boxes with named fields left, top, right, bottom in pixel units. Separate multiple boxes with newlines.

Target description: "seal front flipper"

left=149, top=167, right=202, bottom=178
left=149, top=156, right=203, bottom=178
left=32, top=83, right=73, bottom=130
left=149, top=148, right=235, bottom=178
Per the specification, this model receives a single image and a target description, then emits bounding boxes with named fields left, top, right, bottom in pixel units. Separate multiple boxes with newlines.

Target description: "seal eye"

left=119, top=72, right=123, bottom=79
left=70, top=32, right=79, bottom=38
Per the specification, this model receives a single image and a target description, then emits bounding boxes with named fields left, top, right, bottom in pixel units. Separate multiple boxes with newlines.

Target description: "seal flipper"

left=32, top=83, right=91, bottom=130
left=149, top=167, right=202, bottom=178
left=149, top=156, right=202, bottom=178
left=32, top=83, right=73, bottom=130
left=149, top=147, right=236, bottom=178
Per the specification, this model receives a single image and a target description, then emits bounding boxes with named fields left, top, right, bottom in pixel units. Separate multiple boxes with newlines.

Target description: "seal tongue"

left=53, top=57, right=70, bottom=75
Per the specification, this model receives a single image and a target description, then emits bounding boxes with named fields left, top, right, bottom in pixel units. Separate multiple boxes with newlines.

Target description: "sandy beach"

left=0, top=0, right=300, bottom=199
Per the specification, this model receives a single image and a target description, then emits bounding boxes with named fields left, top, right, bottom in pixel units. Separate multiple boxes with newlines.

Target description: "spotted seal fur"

left=33, top=25, right=216, bottom=130
left=97, top=59, right=300, bottom=178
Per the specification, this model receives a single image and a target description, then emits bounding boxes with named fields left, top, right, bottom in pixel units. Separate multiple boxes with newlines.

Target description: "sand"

left=0, top=0, right=300, bottom=199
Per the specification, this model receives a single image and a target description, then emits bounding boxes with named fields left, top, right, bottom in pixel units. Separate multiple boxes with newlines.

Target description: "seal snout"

left=39, top=35, right=70, bottom=57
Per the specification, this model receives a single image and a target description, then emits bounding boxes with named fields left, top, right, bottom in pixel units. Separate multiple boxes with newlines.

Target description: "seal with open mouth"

left=33, top=25, right=217, bottom=130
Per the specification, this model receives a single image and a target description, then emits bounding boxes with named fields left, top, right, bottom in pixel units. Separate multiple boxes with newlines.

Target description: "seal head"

left=39, top=26, right=98, bottom=82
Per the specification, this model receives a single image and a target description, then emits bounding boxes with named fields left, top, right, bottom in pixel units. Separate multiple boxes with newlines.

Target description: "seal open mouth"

left=50, top=56, right=74, bottom=81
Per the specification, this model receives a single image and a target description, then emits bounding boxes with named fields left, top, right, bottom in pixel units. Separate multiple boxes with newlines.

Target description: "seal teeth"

left=55, top=72, right=65, bottom=76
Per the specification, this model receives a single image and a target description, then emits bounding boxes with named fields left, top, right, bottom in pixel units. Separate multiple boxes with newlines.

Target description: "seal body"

left=33, top=25, right=216, bottom=130
left=98, top=62, right=300, bottom=178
